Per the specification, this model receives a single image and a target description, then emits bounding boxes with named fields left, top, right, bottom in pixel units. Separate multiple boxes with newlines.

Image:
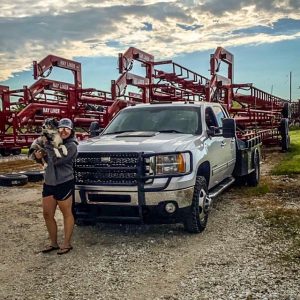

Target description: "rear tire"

left=184, top=176, right=209, bottom=233
left=246, top=151, right=260, bottom=187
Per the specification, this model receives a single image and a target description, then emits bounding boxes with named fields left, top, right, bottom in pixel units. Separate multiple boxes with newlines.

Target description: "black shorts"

left=42, top=179, right=74, bottom=201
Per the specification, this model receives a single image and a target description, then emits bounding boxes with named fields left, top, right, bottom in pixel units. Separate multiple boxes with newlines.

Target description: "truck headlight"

left=153, top=153, right=188, bottom=175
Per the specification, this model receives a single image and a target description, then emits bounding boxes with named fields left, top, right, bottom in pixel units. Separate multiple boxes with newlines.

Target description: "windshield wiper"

left=158, top=129, right=184, bottom=133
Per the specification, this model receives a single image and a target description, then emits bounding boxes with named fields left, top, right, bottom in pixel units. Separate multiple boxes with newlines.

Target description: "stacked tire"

left=0, top=170, right=44, bottom=187
left=19, top=170, right=44, bottom=182
left=0, top=174, right=28, bottom=187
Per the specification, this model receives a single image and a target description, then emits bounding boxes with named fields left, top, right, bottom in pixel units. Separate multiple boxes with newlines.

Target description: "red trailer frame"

left=0, top=47, right=291, bottom=156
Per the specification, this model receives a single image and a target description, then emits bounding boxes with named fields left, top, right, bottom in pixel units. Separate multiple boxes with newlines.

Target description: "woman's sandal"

left=57, top=246, right=73, bottom=255
left=41, top=245, right=60, bottom=253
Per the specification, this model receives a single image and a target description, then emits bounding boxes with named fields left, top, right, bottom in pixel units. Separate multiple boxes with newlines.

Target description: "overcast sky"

left=1, top=0, right=300, bottom=99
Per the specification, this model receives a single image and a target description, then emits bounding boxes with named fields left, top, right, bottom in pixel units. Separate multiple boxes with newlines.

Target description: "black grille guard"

left=74, top=150, right=193, bottom=191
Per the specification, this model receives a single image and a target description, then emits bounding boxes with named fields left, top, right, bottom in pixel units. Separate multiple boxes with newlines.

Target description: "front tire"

left=184, top=176, right=209, bottom=233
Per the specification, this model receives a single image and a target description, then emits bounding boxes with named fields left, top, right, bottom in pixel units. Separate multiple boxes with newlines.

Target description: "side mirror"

left=222, top=118, right=236, bottom=138
left=89, top=121, right=103, bottom=137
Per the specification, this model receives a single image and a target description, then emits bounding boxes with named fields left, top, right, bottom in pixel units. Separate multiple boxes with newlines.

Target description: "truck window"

left=205, top=107, right=218, bottom=129
left=212, top=106, right=226, bottom=128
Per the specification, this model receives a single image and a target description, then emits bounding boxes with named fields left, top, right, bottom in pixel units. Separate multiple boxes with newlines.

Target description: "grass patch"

left=289, top=125, right=300, bottom=131
left=271, top=129, right=300, bottom=175
left=233, top=176, right=273, bottom=197
left=238, top=183, right=270, bottom=197
left=242, top=197, right=300, bottom=262
left=263, top=207, right=300, bottom=232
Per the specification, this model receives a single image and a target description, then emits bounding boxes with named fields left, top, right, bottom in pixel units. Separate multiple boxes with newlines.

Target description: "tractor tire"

left=184, top=176, right=209, bottom=233
left=19, top=170, right=44, bottom=182
left=246, top=151, right=260, bottom=187
left=0, top=173, right=28, bottom=186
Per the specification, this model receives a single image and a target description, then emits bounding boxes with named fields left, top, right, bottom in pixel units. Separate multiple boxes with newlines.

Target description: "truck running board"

left=208, top=176, right=235, bottom=199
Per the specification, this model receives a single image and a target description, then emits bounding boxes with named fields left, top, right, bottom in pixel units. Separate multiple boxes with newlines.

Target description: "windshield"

left=103, top=106, right=202, bottom=135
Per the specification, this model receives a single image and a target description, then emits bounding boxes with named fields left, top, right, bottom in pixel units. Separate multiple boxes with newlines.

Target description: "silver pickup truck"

left=74, top=102, right=261, bottom=233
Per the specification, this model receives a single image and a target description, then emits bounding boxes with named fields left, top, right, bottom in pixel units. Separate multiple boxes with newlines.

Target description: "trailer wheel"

left=184, top=176, right=209, bottom=233
left=0, top=173, right=28, bottom=186
left=246, top=151, right=260, bottom=187
left=19, top=170, right=44, bottom=182
left=282, top=133, right=290, bottom=152
left=280, top=118, right=290, bottom=152
left=0, top=149, right=11, bottom=157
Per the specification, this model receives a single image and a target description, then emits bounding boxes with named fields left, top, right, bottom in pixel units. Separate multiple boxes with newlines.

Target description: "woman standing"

left=35, top=118, right=78, bottom=255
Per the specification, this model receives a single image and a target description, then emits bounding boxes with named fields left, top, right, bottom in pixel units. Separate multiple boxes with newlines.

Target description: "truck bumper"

left=74, top=186, right=194, bottom=224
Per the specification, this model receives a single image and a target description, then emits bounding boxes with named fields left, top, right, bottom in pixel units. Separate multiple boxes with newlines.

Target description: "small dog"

left=29, top=118, right=68, bottom=168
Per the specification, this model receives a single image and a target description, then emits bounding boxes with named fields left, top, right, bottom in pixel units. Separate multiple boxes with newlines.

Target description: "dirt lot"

left=0, top=149, right=299, bottom=300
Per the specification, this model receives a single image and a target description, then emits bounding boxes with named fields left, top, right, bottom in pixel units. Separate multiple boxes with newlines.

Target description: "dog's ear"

left=53, top=118, right=59, bottom=128
left=43, top=118, right=50, bottom=128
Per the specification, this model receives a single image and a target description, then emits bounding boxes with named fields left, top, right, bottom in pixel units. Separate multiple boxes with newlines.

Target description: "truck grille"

left=74, top=152, right=149, bottom=186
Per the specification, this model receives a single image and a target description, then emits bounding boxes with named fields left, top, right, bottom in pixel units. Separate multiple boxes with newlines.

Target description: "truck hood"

left=78, top=131, right=197, bottom=153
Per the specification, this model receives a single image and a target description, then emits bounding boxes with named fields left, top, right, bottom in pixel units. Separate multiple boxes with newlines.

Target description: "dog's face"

left=42, top=118, right=59, bottom=140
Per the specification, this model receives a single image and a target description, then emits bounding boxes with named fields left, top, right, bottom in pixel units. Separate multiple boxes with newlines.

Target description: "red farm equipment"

left=209, top=47, right=290, bottom=150
left=110, top=46, right=290, bottom=151
left=0, top=46, right=291, bottom=156
left=0, top=55, right=133, bottom=156
left=112, top=47, right=208, bottom=103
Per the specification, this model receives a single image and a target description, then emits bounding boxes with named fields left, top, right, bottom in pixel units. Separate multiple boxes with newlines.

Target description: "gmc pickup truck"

left=73, top=102, right=261, bottom=233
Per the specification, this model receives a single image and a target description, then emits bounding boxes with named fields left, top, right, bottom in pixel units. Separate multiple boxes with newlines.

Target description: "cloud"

left=0, top=0, right=300, bottom=81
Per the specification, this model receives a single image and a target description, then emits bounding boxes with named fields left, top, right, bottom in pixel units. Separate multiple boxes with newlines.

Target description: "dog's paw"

left=53, top=148, right=62, bottom=158
left=62, top=146, right=68, bottom=156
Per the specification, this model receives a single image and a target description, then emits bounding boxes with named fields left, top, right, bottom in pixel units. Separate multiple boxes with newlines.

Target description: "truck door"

left=204, top=106, right=235, bottom=187
left=212, top=105, right=236, bottom=178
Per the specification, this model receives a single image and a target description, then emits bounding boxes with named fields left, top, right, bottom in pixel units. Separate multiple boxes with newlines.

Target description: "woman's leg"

left=57, top=195, right=74, bottom=249
left=42, top=196, right=58, bottom=247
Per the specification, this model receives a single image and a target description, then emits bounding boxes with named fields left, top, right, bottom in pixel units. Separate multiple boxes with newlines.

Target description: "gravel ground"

left=0, top=151, right=299, bottom=300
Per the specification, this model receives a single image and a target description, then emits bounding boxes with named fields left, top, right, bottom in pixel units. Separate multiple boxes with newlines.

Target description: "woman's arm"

left=44, top=142, right=77, bottom=166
